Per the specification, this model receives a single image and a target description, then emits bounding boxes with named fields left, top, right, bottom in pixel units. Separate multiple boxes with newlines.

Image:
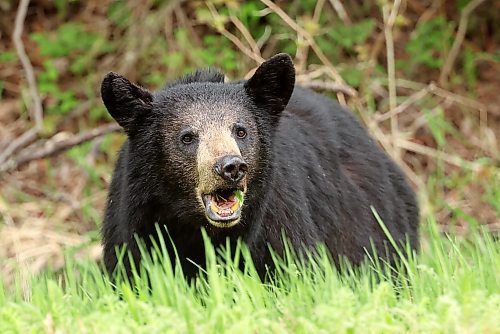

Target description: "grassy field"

left=1, top=219, right=498, bottom=333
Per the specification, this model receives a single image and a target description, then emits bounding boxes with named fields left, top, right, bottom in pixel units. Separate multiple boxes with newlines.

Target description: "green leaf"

left=328, top=19, right=375, bottom=50
left=340, top=67, right=363, bottom=88
left=0, top=51, right=15, bottom=63
left=424, top=107, right=456, bottom=147
left=107, top=1, right=132, bottom=29
left=31, top=23, right=99, bottom=58
left=235, top=190, right=244, bottom=205
left=405, top=17, right=452, bottom=72
left=463, top=47, right=477, bottom=91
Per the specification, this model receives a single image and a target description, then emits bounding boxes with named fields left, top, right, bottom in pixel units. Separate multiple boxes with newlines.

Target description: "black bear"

left=101, top=53, right=419, bottom=278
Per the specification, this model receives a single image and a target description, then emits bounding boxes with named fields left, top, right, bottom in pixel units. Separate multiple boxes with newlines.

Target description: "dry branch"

left=439, top=0, right=487, bottom=87
left=299, top=79, right=357, bottom=96
left=396, top=139, right=483, bottom=171
left=229, top=15, right=262, bottom=58
left=260, top=0, right=357, bottom=103
left=328, top=0, right=351, bottom=24
left=382, top=0, right=402, bottom=159
left=0, top=0, right=43, bottom=165
left=0, top=123, right=121, bottom=173
left=376, top=85, right=431, bottom=122
left=207, top=3, right=264, bottom=64
left=430, top=82, right=487, bottom=112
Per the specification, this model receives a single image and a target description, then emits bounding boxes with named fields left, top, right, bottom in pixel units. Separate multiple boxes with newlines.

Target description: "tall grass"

left=1, top=219, right=499, bottom=333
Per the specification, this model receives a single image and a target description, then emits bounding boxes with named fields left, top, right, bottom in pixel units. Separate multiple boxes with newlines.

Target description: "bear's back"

left=251, top=86, right=419, bottom=265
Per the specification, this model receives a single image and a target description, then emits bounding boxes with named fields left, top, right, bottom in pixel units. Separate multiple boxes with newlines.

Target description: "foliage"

left=404, top=17, right=453, bottom=73
left=327, top=19, right=376, bottom=51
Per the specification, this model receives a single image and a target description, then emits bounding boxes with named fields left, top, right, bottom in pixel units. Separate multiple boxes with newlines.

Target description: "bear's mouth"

left=202, top=187, right=244, bottom=227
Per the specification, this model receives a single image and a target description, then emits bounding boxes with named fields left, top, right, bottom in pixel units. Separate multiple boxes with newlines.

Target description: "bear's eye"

left=181, top=133, right=194, bottom=144
left=236, top=128, right=247, bottom=139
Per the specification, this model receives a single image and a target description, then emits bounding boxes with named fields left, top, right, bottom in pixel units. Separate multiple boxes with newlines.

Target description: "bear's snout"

left=214, top=155, right=248, bottom=183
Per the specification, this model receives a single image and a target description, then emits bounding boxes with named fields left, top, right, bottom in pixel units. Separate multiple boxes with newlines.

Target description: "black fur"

left=164, top=68, right=225, bottom=88
left=101, top=53, right=419, bottom=278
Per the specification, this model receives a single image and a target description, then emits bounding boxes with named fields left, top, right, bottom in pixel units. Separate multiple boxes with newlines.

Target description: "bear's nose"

left=214, top=155, right=248, bottom=183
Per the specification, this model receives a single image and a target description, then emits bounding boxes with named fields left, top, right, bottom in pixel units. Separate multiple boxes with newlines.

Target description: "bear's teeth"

left=219, top=208, right=233, bottom=216
left=210, top=201, right=220, bottom=213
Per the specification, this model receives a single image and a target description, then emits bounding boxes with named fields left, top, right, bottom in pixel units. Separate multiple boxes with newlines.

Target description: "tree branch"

left=439, top=0, right=486, bottom=87
left=382, top=0, right=402, bottom=159
left=0, top=0, right=43, bottom=165
left=0, top=124, right=121, bottom=173
left=260, top=0, right=357, bottom=103
left=299, top=79, right=357, bottom=96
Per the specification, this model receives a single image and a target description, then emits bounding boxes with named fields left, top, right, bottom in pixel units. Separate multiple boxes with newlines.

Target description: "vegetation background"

left=0, top=0, right=498, bottom=287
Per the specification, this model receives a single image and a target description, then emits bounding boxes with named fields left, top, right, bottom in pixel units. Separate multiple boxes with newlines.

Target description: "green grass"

left=1, top=220, right=499, bottom=333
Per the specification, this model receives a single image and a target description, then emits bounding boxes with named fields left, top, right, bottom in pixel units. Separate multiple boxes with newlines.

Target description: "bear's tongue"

left=214, top=191, right=236, bottom=207
left=210, top=190, right=239, bottom=217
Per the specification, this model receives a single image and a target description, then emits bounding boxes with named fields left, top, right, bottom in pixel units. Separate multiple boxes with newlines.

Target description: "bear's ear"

left=244, top=53, right=295, bottom=116
left=101, top=72, right=153, bottom=132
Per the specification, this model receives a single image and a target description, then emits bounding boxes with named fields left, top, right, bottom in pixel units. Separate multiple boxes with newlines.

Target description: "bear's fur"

left=101, top=54, right=419, bottom=278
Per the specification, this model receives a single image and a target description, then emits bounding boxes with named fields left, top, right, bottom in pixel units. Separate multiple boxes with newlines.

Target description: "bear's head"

left=101, top=53, right=295, bottom=229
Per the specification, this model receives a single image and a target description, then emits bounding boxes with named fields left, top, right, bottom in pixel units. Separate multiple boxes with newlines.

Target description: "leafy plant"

left=462, top=46, right=477, bottom=91
left=200, top=35, right=238, bottom=71
left=423, top=107, right=457, bottom=148
left=340, top=66, right=363, bottom=88
left=37, top=60, right=79, bottom=116
left=405, top=17, right=453, bottom=72
left=328, top=19, right=376, bottom=51
left=107, top=1, right=132, bottom=29
left=0, top=51, right=15, bottom=63
left=29, top=23, right=112, bottom=118
left=31, top=23, right=99, bottom=58
left=31, top=23, right=111, bottom=76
